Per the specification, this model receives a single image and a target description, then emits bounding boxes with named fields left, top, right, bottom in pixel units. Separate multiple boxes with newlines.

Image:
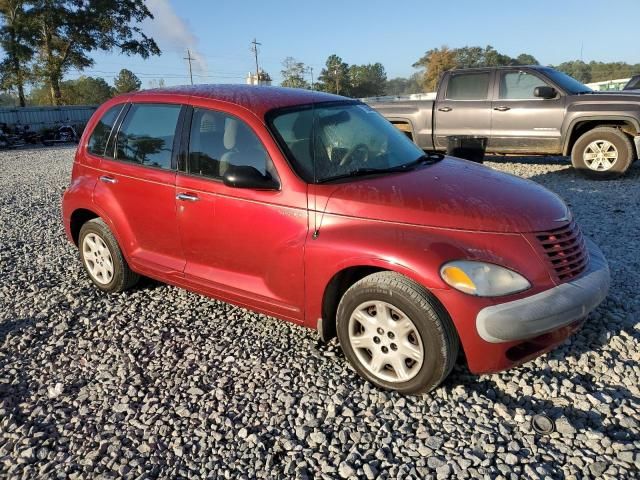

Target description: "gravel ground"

left=1, top=147, right=639, bottom=480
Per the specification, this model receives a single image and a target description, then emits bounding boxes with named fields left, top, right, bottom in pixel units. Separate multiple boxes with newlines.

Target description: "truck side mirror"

left=534, top=86, right=557, bottom=99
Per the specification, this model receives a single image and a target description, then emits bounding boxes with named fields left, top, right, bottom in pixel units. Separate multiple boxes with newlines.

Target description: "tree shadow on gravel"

left=0, top=317, right=63, bottom=448
left=0, top=317, right=34, bottom=344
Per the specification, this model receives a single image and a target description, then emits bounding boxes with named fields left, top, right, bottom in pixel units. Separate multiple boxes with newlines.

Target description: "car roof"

left=127, top=84, right=346, bottom=117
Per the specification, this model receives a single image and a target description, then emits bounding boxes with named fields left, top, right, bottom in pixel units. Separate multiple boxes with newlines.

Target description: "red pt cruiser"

left=62, top=86, right=610, bottom=394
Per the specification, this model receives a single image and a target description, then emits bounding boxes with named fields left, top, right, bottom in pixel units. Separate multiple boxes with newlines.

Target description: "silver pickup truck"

left=369, top=66, right=640, bottom=178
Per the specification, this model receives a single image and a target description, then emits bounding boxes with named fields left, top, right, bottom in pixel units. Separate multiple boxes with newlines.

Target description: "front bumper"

left=476, top=239, right=610, bottom=343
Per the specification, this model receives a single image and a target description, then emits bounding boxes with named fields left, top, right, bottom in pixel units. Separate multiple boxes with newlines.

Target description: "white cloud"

left=144, top=0, right=207, bottom=73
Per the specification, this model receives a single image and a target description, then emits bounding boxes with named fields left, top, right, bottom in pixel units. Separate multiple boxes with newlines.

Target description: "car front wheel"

left=571, top=127, right=634, bottom=179
left=336, top=272, right=459, bottom=394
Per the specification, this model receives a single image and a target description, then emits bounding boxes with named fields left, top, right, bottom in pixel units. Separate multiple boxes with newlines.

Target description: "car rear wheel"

left=571, top=127, right=634, bottom=179
left=336, top=272, right=458, bottom=394
left=79, top=218, right=139, bottom=293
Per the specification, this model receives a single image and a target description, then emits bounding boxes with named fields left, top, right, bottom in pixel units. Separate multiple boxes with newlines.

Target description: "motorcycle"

left=42, top=121, right=79, bottom=146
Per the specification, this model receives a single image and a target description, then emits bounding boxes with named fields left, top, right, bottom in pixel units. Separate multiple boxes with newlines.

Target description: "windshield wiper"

left=317, top=152, right=444, bottom=184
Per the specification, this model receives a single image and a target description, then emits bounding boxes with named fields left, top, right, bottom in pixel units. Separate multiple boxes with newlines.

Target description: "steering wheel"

left=339, top=143, right=369, bottom=167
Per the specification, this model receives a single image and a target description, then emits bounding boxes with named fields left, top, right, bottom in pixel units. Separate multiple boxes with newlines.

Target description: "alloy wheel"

left=82, top=232, right=114, bottom=285
left=583, top=140, right=618, bottom=171
left=348, top=300, right=424, bottom=383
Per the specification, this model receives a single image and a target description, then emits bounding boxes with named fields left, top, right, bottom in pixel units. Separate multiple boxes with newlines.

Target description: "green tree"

left=349, top=62, right=387, bottom=98
left=454, top=46, right=484, bottom=68
left=28, top=75, right=113, bottom=105
left=414, top=45, right=539, bottom=91
left=482, top=45, right=515, bottom=66
left=413, top=46, right=457, bottom=91
left=385, top=72, right=423, bottom=96
left=114, top=68, right=141, bottom=94
left=31, top=0, right=160, bottom=105
left=515, top=53, right=539, bottom=65
left=554, top=60, right=592, bottom=83
left=280, top=57, right=309, bottom=89
left=63, top=76, right=113, bottom=104
left=0, top=91, right=17, bottom=106
left=317, top=54, right=350, bottom=95
left=0, top=0, right=35, bottom=106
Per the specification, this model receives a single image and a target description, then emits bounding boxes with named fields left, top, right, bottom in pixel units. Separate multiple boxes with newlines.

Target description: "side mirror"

left=222, top=165, right=279, bottom=190
left=534, top=86, right=557, bottom=99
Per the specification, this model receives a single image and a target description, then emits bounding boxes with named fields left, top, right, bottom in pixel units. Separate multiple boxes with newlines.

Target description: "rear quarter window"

left=87, top=104, right=124, bottom=156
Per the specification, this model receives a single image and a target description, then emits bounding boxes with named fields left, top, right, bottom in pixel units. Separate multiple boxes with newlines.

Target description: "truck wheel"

left=571, top=127, right=633, bottom=179
left=336, top=272, right=458, bottom=394
left=79, top=218, right=139, bottom=293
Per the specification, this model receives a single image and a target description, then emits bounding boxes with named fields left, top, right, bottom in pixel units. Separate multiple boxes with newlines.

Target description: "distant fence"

left=0, top=105, right=98, bottom=131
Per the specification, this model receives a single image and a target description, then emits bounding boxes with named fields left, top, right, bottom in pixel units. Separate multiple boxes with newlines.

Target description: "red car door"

left=93, top=101, right=186, bottom=278
left=175, top=104, right=308, bottom=323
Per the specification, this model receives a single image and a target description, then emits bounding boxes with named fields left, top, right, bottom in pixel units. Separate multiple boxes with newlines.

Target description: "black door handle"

left=493, top=106, right=511, bottom=112
left=438, top=107, right=452, bottom=112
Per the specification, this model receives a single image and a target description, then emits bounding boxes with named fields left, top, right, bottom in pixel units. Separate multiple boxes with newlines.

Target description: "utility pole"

left=308, top=66, right=314, bottom=90
left=184, top=49, right=194, bottom=85
left=250, top=38, right=261, bottom=83
left=334, top=67, right=340, bottom=95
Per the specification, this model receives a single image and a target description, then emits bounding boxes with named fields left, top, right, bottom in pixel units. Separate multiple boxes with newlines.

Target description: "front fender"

left=562, top=113, right=640, bottom=155
left=303, top=214, right=552, bottom=331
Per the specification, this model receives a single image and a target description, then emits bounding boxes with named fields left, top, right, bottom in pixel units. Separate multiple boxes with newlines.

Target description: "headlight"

left=440, top=261, right=530, bottom=297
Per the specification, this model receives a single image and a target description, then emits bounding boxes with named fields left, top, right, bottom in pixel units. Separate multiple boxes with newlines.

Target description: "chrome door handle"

left=493, top=106, right=511, bottom=111
left=176, top=193, right=199, bottom=202
left=99, top=175, right=117, bottom=184
left=437, top=107, right=452, bottom=112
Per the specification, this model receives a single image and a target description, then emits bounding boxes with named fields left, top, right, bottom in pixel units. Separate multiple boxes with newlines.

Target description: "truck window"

left=500, top=72, right=549, bottom=100
left=445, top=72, right=490, bottom=100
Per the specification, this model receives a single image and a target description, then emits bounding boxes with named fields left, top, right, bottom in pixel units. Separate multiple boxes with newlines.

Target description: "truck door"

left=433, top=70, right=493, bottom=150
left=489, top=70, right=565, bottom=154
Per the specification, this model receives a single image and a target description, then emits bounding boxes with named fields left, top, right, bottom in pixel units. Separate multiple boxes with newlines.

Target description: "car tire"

left=336, top=271, right=459, bottom=394
left=78, top=218, right=139, bottom=293
left=571, top=127, right=634, bottom=179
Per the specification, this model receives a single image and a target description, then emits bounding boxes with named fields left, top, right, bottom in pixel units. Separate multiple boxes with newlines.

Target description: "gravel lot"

left=1, top=146, right=639, bottom=479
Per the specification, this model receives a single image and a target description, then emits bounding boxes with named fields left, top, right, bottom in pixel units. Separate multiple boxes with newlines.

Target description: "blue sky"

left=80, top=0, right=638, bottom=87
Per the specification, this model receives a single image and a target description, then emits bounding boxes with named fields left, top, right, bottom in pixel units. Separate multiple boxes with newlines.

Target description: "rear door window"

left=115, top=104, right=181, bottom=170
left=446, top=72, right=491, bottom=100
left=87, top=104, right=124, bottom=156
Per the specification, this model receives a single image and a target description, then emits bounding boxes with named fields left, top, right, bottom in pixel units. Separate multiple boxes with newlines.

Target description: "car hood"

left=316, top=158, right=570, bottom=233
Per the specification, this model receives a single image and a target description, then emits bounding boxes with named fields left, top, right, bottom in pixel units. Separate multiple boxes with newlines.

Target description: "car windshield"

left=542, top=68, right=593, bottom=94
left=268, top=102, right=427, bottom=183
